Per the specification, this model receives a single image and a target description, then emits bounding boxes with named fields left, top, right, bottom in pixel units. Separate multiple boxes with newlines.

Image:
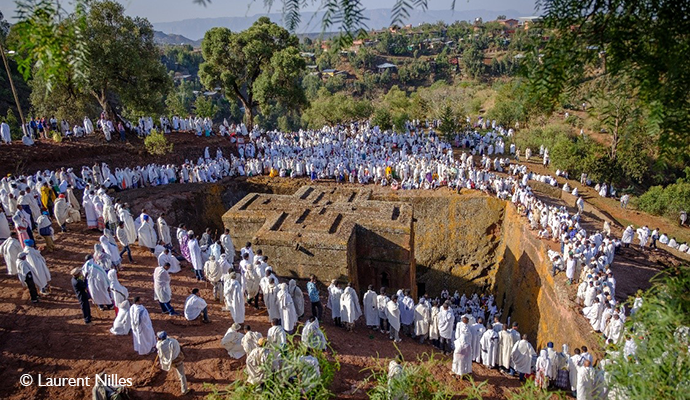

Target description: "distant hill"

left=153, top=8, right=530, bottom=41
left=153, top=30, right=201, bottom=47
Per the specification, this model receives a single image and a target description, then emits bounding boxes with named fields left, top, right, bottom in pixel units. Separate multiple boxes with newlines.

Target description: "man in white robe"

left=188, top=233, right=204, bottom=281
left=1, top=232, right=21, bottom=275
left=130, top=296, right=157, bottom=355
left=158, top=248, right=180, bottom=273
left=110, top=299, right=131, bottom=335
left=576, top=359, right=596, bottom=400
left=302, top=316, right=327, bottom=350
left=362, top=285, right=379, bottom=329
left=480, top=324, right=499, bottom=368
left=288, top=279, right=305, bottom=319
left=204, top=255, right=223, bottom=301
left=223, top=272, right=245, bottom=324
left=157, top=214, right=172, bottom=246
left=241, top=326, right=263, bottom=355
left=267, top=318, right=287, bottom=346
left=452, top=317, right=473, bottom=376
left=82, top=255, right=111, bottom=309
left=156, top=331, right=188, bottom=394
left=220, top=228, right=235, bottom=264
left=470, top=317, right=486, bottom=363
left=386, top=294, right=402, bottom=343
left=221, top=322, right=245, bottom=359
left=184, top=288, right=210, bottom=323
left=278, top=282, right=298, bottom=333
left=498, top=324, right=514, bottom=371
left=400, top=289, right=415, bottom=336
left=264, top=277, right=280, bottom=322
left=414, top=300, right=430, bottom=344
left=340, top=283, right=362, bottom=331
left=327, top=280, right=343, bottom=327
left=511, top=334, right=537, bottom=380
left=438, top=302, right=454, bottom=354
left=246, top=338, right=275, bottom=385
left=137, top=215, right=157, bottom=250
left=17, top=253, right=39, bottom=302
left=154, top=263, right=177, bottom=315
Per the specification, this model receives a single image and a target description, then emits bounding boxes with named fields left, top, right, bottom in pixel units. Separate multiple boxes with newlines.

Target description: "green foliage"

left=363, top=352, right=452, bottom=400
left=507, top=378, right=567, bottom=400
left=166, top=82, right=195, bottom=117
left=462, top=43, right=485, bottom=79
left=371, top=108, right=392, bottom=131
left=606, top=267, right=690, bottom=399
left=193, top=96, right=218, bottom=119
left=206, top=335, right=339, bottom=400
left=637, top=179, right=690, bottom=220
left=144, top=129, right=173, bottom=156
left=4, top=109, right=22, bottom=140
left=437, top=104, right=458, bottom=140
left=161, top=44, right=203, bottom=76
left=302, top=88, right=373, bottom=128
left=527, top=0, right=690, bottom=161
left=12, top=0, right=171, bottom=120
left=460, top=375, right=489, bottom=400
left=199, top=17, right=306, bottom=128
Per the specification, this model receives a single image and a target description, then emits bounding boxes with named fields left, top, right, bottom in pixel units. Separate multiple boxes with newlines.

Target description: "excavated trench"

left=123, top=179, right=597, bottom=351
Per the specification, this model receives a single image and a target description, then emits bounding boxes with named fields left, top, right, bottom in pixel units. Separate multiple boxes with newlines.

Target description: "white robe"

left=362, top=290, right=379, bottom=326
left=267, top=325, right=286, bottom=345
left=452, top=324, right=473, bottom=375
left=511, top=339, right=536, bottom=374
left=414, top=303, right=430, bottom=336
left=224, top=278, right=245, bottom=324
left=480, top=328, right=499, bottom=367
left=158, top=251, right=181, bottom=273
left=470, top=322, right=486, bottom=363
left=340, top=286, right=362, bottom=324
left=129, top=303, right=156, bottom=355
left=221, top=327, right=245, bottom=359
left=22, top=247, right=51, bottom=289
left=1, top=237, right=21, bottom=275
left=157, top=217, right=171, bottom=246
left=110, top=300, right=131, bottom=335
left=184, top=294, right=207, bottom=320
left=188, top=238, right=203, bottom=271
left=108, top=269, right=128, bottom=306
left=82, top=260, right=111, bottom=305
left=302, top=319, right=326, bottom=350
left=386, top=300, right=401, bottom=331
left=327, top=283, right=342, bottom=319
left=438, top=308, right=454, bottom=339
left=278, top=283, right=298, bottom=332
left=153, top=266, right=172, bottom=303
left=137, top=219, right=157, bottom=249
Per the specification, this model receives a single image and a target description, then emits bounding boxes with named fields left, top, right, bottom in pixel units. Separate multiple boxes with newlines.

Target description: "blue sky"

left=1, top=0, right=538, bottom=23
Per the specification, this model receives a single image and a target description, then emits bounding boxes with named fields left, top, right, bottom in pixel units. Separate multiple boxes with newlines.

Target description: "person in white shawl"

left=362, top=285, right=379, bottom=329
left=221, top=322, right=246, bottom=359
left=469, top=317, right=486, bottom=363
left=263, top=277, right=280, bottom=322
left=82, top=254, right=112, bottom=309
left=340, top=282, right=362, bottom=331
left=302, top=316, right=327, bottom=350
left=110, top=299, right=131, bottom=335
left=158, top=248, right=180, bottom=273
left=452, top=317, right=473, bottom=376
left=621, top=225, right=634, bottom=247
left=223, top=272, right=245, bottom=324
left=154, top=263, right=177, bottom=315
left=204, top=255, right=223, bottom=301
left=137, top=214, right=157, bottom=250
left=244, top=259, right=261, bottom=307
left=100, top=231, right=121, bottom=268
left=17, top=253, right=40, bottom=302
left=108, top=269, right=128, bottom=307
left=187, top=233, right=204, bottom=281
left=288, top=279, right=305, bottom=319
left=241, top=326, right=263, bottom=355
left=20, top=240, right=51, bottom=293
left=53, top=194, right=71, bottom=231
left=511, top=334, right=537, bottom=379
left=534, top=349, right=552, bottom=389
left=130, top=296, right=157, bottom=355
left=1, top=232, right=21, bottom=275
left=278, top=282, right=298, bottom=333
left=327, top=280, right=343, bottom=327
left=246, top=338, right=276, bottom=385
left=184, top=288, right=210, bottom=323
left=480, top=324, right=500, bottom=368
left=414, top=300, right=431, bottom=344
left=267, top=318, right=287, bottom=346
left=156, top=331, right=188, bottom=395
left=386, top=295, right=402, bottom=342
left=157, top=213, right=172, bottom=246
left=220, top=228, right=235, bottom=263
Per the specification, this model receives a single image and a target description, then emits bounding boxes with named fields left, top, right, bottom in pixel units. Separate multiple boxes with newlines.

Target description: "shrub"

left=144, top=129, right=173, bottom=156
left=637, top=180, right=690, bottom=219
left=206, top=334, right=339, bottom=400
left=364, top=353, right=452, bottom=400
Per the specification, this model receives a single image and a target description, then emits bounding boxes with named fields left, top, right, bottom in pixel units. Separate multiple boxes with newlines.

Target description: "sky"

left=1, top=0, right=538, bottom=23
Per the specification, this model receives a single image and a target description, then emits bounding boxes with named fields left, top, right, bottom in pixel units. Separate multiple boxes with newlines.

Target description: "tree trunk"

left=242, top=102, right=254, bottom=130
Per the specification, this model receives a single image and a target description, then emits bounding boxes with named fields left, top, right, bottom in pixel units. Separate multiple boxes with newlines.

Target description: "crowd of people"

left=0, top=119, right=671, bottom=398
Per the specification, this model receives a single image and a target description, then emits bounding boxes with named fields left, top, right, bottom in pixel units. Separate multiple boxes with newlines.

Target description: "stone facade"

left=222, top=186, right=415, bottom=295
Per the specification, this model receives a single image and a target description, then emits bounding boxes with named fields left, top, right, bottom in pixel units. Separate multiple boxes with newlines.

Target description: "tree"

left=462, top=44, right=485, bottom=79
left=194, top=96, right=219, bottom=119
left=526, top=0, right=690, bottom=161
left=437, top=104, right=458, bottom=140
left=199, top=18, right=307, bottom=129
left=11, top=1, right=171, bottom=123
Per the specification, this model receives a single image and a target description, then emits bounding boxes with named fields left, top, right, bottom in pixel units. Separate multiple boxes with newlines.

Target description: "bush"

left=606, top=267, right=690, bottom=399
left=364, top=353, right=452, bottom=400
left=637, top=179, right=690, bottom=219
left=144, top=129, right=173, bottom=156
left=207, top=334, right=339, bottom=400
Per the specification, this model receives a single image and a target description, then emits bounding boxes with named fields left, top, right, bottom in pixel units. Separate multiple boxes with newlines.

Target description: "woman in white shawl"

left=82, top=254, right=112, bottom=308
left=100, top=232, right=121, bottom=268
left=278, top=282, right=298, bottom=334
left=110, top=299, right=131, bottom=335
left=221, top=322, right=245, bottom=359
left=223, top=272, right=245, bottom=324
left=288, top=279, right=305, bottom=319
left=187, top=233, right=204, bottom=280
left=20, top=240, right=51, bottom=292
left=108, top=269, right=128, bottom=307
left=157, top=214, right=172, bottom=246
left=340, top=283, right=362, bottom=331
left=535, top=349, right=552, bottom=389
left=93, top=243, right=112, bottom=271
left=302, top=316, right=326, bottom=350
